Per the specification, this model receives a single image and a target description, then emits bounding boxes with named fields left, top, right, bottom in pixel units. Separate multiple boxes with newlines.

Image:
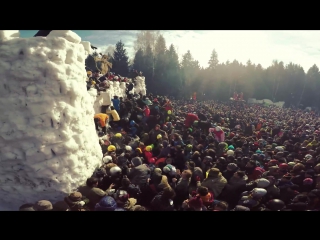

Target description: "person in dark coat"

left=150, top=187, right=175, bottom=211
left=128, top=157, right=151, bottom=188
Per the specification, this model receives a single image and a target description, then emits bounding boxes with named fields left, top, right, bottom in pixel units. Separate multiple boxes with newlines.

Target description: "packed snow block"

left=134, top=76, right=146, bottom=96
left=0, top=30, right=20, bottom=42
left=0, top=32, right=102, bottom=210
left=47, top=30, right=81, bottom=44
left=120, top=82, right=127, bottom=98
left=80, top=41, right=92, bottom=55
left=113, top=81, right=120, bottom=98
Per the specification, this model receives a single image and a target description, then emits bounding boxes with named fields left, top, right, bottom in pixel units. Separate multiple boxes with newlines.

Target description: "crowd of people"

left=19, top=72, right=320, bottom=211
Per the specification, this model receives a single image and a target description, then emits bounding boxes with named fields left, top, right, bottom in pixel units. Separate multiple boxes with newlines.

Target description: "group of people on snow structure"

left=19, top=85, right=320, bottom=211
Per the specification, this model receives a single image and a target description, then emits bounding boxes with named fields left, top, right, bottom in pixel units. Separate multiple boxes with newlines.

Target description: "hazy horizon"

left=19, top=30, right=320, bottom=72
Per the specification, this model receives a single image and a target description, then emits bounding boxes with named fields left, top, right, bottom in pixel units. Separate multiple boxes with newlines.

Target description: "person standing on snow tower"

left=112, top=96, right=120, bottom=113
left=94, top=113, right=109, bottom=134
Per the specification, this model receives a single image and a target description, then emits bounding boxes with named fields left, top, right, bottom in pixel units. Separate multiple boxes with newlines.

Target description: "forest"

left=89, top=31, right=320, bottom=109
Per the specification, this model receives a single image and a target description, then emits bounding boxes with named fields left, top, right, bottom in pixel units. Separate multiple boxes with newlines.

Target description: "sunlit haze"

left=20, top=30, right=320, bottom=71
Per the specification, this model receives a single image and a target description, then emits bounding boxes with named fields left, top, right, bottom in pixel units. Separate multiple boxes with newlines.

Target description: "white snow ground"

left=0, top=30, right=103, bottom=210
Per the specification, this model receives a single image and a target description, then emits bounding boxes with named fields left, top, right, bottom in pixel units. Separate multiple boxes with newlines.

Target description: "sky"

left=19, top=30, right=320, bottom=72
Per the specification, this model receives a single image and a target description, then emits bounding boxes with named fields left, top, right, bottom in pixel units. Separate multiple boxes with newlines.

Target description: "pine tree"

left=154, top=34, right=167, bottom=83
left=143, top=44, right=154, bottom=84
left=112, top=40, right=129, bottom=76
left=165, top=44, right=181, bottom=96
left=133, top=48, right=144, bottom=72
left=208, top=49, right=219, bottom=70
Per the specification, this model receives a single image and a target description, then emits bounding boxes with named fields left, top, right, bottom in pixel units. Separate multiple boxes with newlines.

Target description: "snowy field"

left=0, top=30, right=107, bottom=210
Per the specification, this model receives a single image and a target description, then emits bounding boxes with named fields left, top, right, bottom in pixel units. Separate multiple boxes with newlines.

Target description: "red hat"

left=188, top=196, right=203, bottom=209
left=303, top=178, right=313, bottom=185
left=279, top=163, right=288, bottom=169
left=269, top=159, right=279, bottom=165
left=148, top=158, right=156, bottom=164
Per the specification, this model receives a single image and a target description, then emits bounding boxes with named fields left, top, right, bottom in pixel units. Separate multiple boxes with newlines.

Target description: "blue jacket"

left=112, top=99, right=120, bottom=111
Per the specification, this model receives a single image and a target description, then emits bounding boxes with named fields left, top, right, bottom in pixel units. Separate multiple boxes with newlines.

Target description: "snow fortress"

left=0, top=30, right=103, bottom=210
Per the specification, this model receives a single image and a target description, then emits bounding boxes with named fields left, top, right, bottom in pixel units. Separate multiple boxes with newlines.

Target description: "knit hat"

left=110, top=166, right=122, bottom=176
left=279, top=163, right=289, bottom=170
left=33, top=200, right=53, bottom=211
left=95, top=196, right=117, bottom=211
left=68, top=192, right=82, bottom=202
left=125, top=145, right=132, bottom=151
left=308, top=189, right=320, bottom=198
left=305, top=154, right=313, bottom=160
left=108, top=145, right=116, bottom=152
left=114, top=133, right=122, bottom=138
left=103, top=155, right=113, bottom=163
left=275, top=146, right=284, bottom=152
left=282, top=173, right=292, bottom=179
left=19, top=203, right=35, bottom=211
left=231, top=205, right=250, bottom=211
left=228, top=145, right=235, bottom=150
left=207, top=168, right=221, bottom=178
left=131, top=157, right=142, bottom=167
left=117, top=156, right=128, bottom=166
left=163, top=164, right=176, bottom=174
left=255, top=178, right=270, bottom=188
left=227, top=150, right=234, bottom=156
left=115, top=190, right=129, bottom=202
left=303, top=178, right=313, bottom=185
left=95, top=168, right=107, bottom=178
left=251, top=188, right=267, bottom=198
left=239, top=197, right=257, bottom=208
left=53, top=201, right=70, bottom=211
left=186, top=144, right=193, bottom=151
left=154, top=168, right=162, bottom=174
left=148, top=158, right=156, bottom=164
left=188, top=196, right=203, bottom=209
left=227, top=163, right=238, bottom=171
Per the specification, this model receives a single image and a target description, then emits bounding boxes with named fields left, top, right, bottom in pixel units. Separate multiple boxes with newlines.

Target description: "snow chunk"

left=0, top=30, right=20, bottom=42
left=47, top=30, right=81, bottom=44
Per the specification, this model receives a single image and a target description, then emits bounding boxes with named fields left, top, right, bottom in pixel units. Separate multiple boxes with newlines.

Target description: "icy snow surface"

left=0, top=30, right=103, bottom=210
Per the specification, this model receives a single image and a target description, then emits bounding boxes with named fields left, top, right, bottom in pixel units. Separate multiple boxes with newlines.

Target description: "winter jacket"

left=128, top=164, right=151, bottom=187
left=111, top=98, right=120, bottom=111
left=94, top=113, right=109, bottom=128
left=150, top=192, right=174, bottom=211
left=185, top=113, right=199, bottom=128
left=199, top=174, right=227, bottom=198
left=78, top=186, right=106, bottom=209
left=106, top=109, right=120, bottom=121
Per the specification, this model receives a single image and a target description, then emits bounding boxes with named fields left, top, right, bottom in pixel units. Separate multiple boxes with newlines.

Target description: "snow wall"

left=91, top=76, right=147, bottom=114
left=0, top=30, right=103, bottom=210
left=247, top=98, right=285, bottom=108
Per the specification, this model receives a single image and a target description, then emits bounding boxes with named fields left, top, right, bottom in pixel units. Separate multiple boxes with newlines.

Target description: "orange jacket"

left=94, top=113, right=109, bottom=127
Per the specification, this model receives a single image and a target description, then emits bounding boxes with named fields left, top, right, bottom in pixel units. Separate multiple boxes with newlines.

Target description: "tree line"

left=94, top=30, right=320, bottom=109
